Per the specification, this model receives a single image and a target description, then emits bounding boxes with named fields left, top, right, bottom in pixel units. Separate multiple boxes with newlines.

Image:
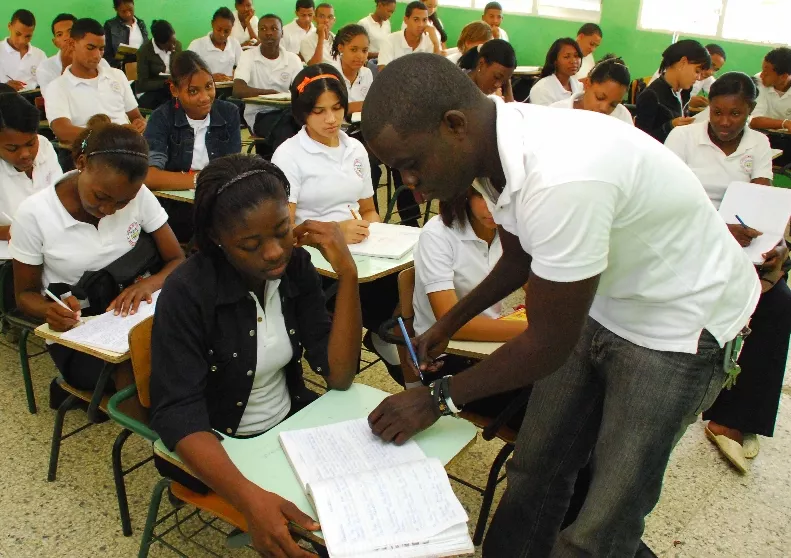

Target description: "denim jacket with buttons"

left=144, top=99, right=242, bottom=173
left=149, top=249, right=332, bottom=450
left=103, top=16, right=149, bottom=68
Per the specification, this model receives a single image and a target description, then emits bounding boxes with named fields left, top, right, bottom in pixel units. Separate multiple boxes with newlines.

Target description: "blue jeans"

left=483, top=318, right=727, bottom=557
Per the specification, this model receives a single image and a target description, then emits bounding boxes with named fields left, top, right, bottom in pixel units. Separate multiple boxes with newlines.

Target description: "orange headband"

left=296, top=73, right=340, bottom=94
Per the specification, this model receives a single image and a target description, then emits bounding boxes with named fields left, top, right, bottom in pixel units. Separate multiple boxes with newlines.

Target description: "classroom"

left=0, top=0, right=790, bottom=556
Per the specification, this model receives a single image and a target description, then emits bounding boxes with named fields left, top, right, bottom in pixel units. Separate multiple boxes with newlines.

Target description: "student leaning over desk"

left=149, top=155, right=361, bottom=558
left=458, top=39, right=516, bottom=103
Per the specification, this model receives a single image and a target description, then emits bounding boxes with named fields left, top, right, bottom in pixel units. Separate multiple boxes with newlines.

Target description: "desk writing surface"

left=304, top=245, right=413, bottom=283
left=513, top=66, right=541, bottom=76
left=243, top=93, right=291, bottom=106
left=153, top=383, right=477, bottom=521
left=446, top=339, right=503, bottom=359
left=152, top=189, right=195, bottom=203
left=34, top=320, right=129, bottom=364
left=772, top=148, right=783, bottom=160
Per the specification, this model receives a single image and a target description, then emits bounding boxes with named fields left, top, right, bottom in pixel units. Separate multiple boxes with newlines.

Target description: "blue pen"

left=397, top=316, right=424, bottom=383
left=735, top=215, right=749, bottom=229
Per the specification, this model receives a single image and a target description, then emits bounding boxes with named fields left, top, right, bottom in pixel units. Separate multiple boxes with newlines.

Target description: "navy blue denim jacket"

left=144, top=99, right=242, bottom=172
left=103, top=16, right=149, bottom=68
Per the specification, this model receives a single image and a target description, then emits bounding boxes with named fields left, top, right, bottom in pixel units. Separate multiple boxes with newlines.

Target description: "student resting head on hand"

left=458, top=38, right=516, bottom=102
left=530, top=37, right=583, bottom=106
left=149, top=154, right=361, bottom=557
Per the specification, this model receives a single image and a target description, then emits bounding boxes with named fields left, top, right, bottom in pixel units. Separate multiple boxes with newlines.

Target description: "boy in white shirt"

left=378, top=1, right=439, bottom=70
left=358, top=0, right=396, bottom=59
left=0, top=10, right=47, bottom=92
left=37, top=14, right=77, bottom=94
left=299, top=3, right=336, bottom=65
left=482, top=2, right=508, bottom=42
left=750, top=47, right=791, bottom=132
left=573, top=23, right=602, bottom=83
left=187, top=8, right=242, bottom=82
left=43, top=18, right=146, bottom=146
left=232, top=0, right=259, bottom=47
left=0, top=93, right=63, bottom=240
left=282, top=0, right=315, bottom=55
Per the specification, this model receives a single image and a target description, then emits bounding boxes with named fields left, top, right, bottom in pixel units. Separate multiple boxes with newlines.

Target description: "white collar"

left=695, top=122, right=760, bottom=158
left=153, top=41, right=170, bottom=57
left=64, top=64, right=111, bottom=84
left=3, top=38, right=29, bottom=57
left=297, top=126, right=350, bottom=155
left=124, top=18, right=138, bottom=29
left=399, top=30, right=418, bottom=50
left=186, top=113, right=211, bottom=131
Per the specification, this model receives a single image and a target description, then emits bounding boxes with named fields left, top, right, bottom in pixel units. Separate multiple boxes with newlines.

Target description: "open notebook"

left=347, top=222, right=422, bottom=260
left=279, top=418, right=473, bottom=558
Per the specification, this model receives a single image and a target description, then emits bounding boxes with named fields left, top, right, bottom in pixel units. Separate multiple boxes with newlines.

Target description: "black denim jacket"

left=103, top=16, right=149, bottom=68
left=149, top=249, right=331, bottom=450
left=635, top=77, right=692, bottom=143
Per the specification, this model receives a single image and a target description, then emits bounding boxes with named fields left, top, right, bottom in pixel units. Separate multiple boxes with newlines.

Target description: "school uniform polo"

left=478, top=96, right=759, bottom=354
left=188, top=34, right=242, bottom=77
left=529, top=74, right=583, bottom=106
left=0, top=39, right=47, bottom=91
left=234, top=46, right=303, bottom=128
left=413, top=215, right=504, bottom=336
left=573, top=53, right=595, bottom=80
left=0, top=136, right=62, bottom=226
left=282, top=19, right=315, bottom=55
left=271, top=128, right=374, bottom=225
left=9, top=171, right=168, bottom=291
left=127, top=18, right=145, bottom=49
left=299, top=28, right=335, bottom=64
left=186, top=114, right=211, bottom=170
left=152, top=40, right=171, bottom=69
left=691, top=76, right=716, bottom=98
left=549, top=94, right=634, bottom=126
left=753, top=82, right=791, bottom=121
left=358, top=15, right=391, bottom=54
left=664, top=122, right=774, bottom=209
left=496, top=27, right=509, bottom=42
left=36, top=52, right=113, bottom=94
left=330, top=60, right=373, bottom=103
left=377, top=30, right=434, bottom=67
left=44, top=65, right=138, bottom=127
left=231, top=13, right=259, bottom=45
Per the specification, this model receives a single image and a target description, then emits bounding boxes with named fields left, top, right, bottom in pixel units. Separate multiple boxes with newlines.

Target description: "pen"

left=348, top=205, right=361, bottom=220
left=735, top=215, right=749, bottom=229
left=44, top=288, right=78, bottom=315
left=397, top=316, right=424, bottom=383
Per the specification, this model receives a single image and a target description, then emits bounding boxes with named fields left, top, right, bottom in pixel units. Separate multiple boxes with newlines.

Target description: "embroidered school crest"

left=111, top=80, right=123, bottom=93
left=281, top=71, right=291, bottom=83
left=360, top=85, right=369, bottom=96
left=127, top=221, right=141, bottom=246
left=740, top=154, right=753, bottom=174
left=30, top=65, right=38, bottom=76
left=353, top=158, right=364, bottom=178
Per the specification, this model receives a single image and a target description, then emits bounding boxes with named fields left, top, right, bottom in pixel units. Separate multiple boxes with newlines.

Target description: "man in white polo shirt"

left=282, top=0, right=315, bottom=55
left=44, top=18, right=146, bottom=146
left=750, top=47, right=791, bottom=132
left=187, top=8, right=242, bottom=82
left=358, top=0, right=396, bottom=59
left=0, top=10, right=47, bottom=92
left=362, top=54, right=760, bottom=557
left=377, top=1, right=439, bottom=70
left=299, top=3, right=335, bottom=65
left=232, top=14, right=303, bottom=136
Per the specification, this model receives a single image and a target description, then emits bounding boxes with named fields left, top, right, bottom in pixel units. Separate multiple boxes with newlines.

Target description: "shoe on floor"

left=743, top=433, right=760, bottom=459
left=705, top=426, right=748, bottom=474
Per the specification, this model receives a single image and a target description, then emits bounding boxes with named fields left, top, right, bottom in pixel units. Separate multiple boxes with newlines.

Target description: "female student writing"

left=149, top=155, right=361, bottom=558
left=0, top=93, right=63, bottom=240
left=103, top=0, right=149, bottom=68
left=665, top=72, right=791, bottom=472
left=9, top=122, right=183, bottom=398
left=447, top=21, right=492, bottom=65
left=330, top=25, right=373, bottom=115
left=550, top=56, right=634, bottom=125
left=458, top=39, right=516, bottom=102
left=635, top=39, right=711, bottom=143
left=529, top=38, right=583, bottom=106
left=135, top=20, right=182, bottom=110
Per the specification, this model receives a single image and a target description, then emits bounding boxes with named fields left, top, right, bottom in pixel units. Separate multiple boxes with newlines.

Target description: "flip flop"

left=706, top=426, right=748, bottom=474
left=743, top=433, right=760, bottom=459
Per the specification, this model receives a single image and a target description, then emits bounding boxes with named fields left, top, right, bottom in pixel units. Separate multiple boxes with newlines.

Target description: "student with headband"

left=150, top=155, right=361, bottom=557
left=458, top=38, right=516, bottom=102
left=530, top=38, right=583, bottom=106
left=10, top=122, right=183, bottom=403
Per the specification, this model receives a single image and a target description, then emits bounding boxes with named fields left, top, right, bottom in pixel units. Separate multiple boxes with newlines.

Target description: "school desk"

left=242, top=94, right=291, bottom=107
left=214, top=80, right=234, bottom=88
left=772, top=148, right=783, bottom=160
left=303, top=245, right=414, bottom=283
left=152, top=188, right=195, bottom=204
left=446, top=339, right=503, bottom=360
left=152, top=382, right=478, bottom=528
left=513, top=66, right=541, bottom=77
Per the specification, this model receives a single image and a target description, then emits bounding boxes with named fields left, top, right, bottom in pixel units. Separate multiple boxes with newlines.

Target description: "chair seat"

left=170, top=482, right=248, bottom=531
left=5, top=309, right=44, bottom=330
left=459, top=410, right=518, bottom=444
left=57, top=378, right=111, bottom=412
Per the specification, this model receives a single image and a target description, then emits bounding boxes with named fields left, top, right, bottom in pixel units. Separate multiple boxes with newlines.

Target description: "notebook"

left=347, top=222, right=422, bottom=259
left=500, top=305, right=526, bottom=322
left=279, top=418, right=474, bottom=558
left=718, top=181, right=791, bottom=264
left=59, top=291, right=160, bottom=354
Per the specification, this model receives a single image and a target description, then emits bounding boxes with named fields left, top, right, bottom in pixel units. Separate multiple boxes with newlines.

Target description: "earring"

left=174, top=98, right=180, bottom=109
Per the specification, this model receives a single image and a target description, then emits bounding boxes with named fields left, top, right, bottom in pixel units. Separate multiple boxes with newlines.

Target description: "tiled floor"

left=0, top=326, right=789, bottom=557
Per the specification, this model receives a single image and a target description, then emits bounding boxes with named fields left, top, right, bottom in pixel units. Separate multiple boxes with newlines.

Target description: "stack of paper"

left=279, top=418, right=473, bottom=558
left=348, top=222, right=422, bottom=259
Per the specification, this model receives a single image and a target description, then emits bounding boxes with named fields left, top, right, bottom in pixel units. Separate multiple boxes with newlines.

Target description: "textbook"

left=347, top=222, right=422, bottom=259
left=499, top=305, right=526, bottom=322
left=279, top=418, right=474, bottom=558
left=115, top=43, right=138, bottom=60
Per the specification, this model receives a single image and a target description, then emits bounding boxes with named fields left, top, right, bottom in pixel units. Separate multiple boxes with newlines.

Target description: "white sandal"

left=743, top=433, right=760, bottom=459
left=705, top=426, right=748, bottom=474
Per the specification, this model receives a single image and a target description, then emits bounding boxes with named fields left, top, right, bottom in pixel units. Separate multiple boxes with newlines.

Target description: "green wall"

left=3, top=0, right=771, bottom=77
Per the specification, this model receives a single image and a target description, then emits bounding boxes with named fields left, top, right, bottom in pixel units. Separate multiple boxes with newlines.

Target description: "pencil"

left=735, top=215, right=749, bottom=229
left=348, top=205, right=361, bottom=220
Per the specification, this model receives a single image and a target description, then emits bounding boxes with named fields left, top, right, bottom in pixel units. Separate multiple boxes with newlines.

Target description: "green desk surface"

left=303, top=245, right=414, bottom=283
left=152, top=189, right=195, bottom=203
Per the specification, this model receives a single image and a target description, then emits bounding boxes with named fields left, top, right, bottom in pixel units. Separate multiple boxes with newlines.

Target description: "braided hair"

left=331, top=24, right=369, bottom=60
left=71, top=118, right=149, bottom=182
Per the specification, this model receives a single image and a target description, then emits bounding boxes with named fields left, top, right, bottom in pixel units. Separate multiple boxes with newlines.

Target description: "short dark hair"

left=194, top=155, right=290, bottom=259
left=376, top=0, right=397, bottom=4
left=113, top=0, right=134, bottom=8
left=577, top=23, right=602, bottom=37
left=71, top=18, right=105, bottom=41
left=362, top=53, right=484, bottom=140
left=0, top=93, right=40, bottom=134
left=296, top=0, right=315, bottom=9
left=260, top=13, right=283, bottom=27
left=212, top=7, right=235, bottom=24
left=483, top=2, right=502, bottom=12
left=405, top=1, right=428, bottom=18
left=234, top=0, right=246, bottom=5
left=170, top=50, right=212, bottom=87
left=588, top=54, right=630, bottom=86
left=51, top=13, right=77, bottom=35
left=765, top=47, right=791, bottom=76
left=290, top=64, right=348, bottom=125
left=150, top=20, right=175, bottom=46
left=316, top=3, right=333, bottom=13
left=72, top=121, right=149, bottom=182
left=706, top=43, right=726, bottom=61
left=458, top=39, right=516, bottom=71
left=540, top=38, right=583, bottom=78
left=709, top=71, right=758, bottom=104
left=10, top=9, right=35, bottom=27
left=439, top=186, right=482, bottom=229
left=659, top=39, right=711, bottom=73
left=331, top=24, right=368, bottom=59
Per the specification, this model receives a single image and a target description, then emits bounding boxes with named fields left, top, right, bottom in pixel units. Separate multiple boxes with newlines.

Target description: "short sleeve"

left=233, top=40, right=243, bottom=65
left=753, top=88, right=769, bottom=118
left=287, top=54, right=303, bottom=85
left=751, top=135, right=775, bottom=181
left=234, top=51, right=252, bottom=83
left=38, top=138, right=64, bottom=183
left=9, top=199, right=45, bottom=266
left=414, top=227, right=456, bottom=294
left=355, top=142, right=374, bottom=200
left=516, top=180, right=618, bottom=282
left=43, top=79, right=70, bottom=123
left=187, top=39, right=200, bottom=55
left=299, top=34, right=316, bottom=63
left=135, top=186, right=169, bottom=232
left=663, top=126, right=688, bottom=162
left=271, top=143, right=302, bottom=204
left=378, top=37, right=394, bottom=66
left=121, top=74, right=138, bottom=112
left=529, top=79, right=553, bottom=106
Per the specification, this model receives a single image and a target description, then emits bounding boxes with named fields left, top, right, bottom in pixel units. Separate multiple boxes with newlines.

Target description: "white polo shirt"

left=358, top=15, right=391, bottom=55
left=753, top=82, right=791, bottom=121
left=496, top=27, right=509, bottom=42
left=186, top=114, right=211, bottom=171
left=126, top=19, right=145, bottom=49
left=529, top=74, right=583, bottom=106
left=236, top=283, right=292, bottom=435
left=573, top=53, right=595, bottom=81
left=413, top=215, right=504, bottom=336
left=188, top=33, right=242, bottom=76
left=330, top=60, right=373, bottom=103
left=282, top=19, right=314, bottom=55
left=377, top=30, right=434, bottom=67
left=234, top=46, right=303, bottom=127
left=271, top=128, right=374, bottom=225
left=481, top=97, right=759, bottom=354
left=550, top=94, right=634, bottom=126
left=0, top=136, right=62, bottom=226
left=44, top=65, right=138, bottom=127
left=691, top=76, right=716, bottom=98
left=153, top=41, right=171, bottom=69
left=664, top=122, right=774, bottom=209
left=9, top=172, right=168, bottom=291
left=232, top=14, right=259, bottom=45
left=0, top=39, right=47, bottom=91
left=37, top=52, right=111, bottom=94
left=299, top=28, right=334, bottom=64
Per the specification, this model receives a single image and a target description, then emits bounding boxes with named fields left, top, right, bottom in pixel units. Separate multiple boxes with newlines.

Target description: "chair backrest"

left=629, top=77, right=648, bottom=104
left=128, top=315, right=154, bottom=408
left=125, top=62, right=138, bottom=81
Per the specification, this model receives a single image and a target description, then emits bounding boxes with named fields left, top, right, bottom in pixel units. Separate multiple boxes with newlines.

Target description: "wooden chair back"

left=125, top=62, right=138, bottom=81
left=128, top=315, right=154, bottom=408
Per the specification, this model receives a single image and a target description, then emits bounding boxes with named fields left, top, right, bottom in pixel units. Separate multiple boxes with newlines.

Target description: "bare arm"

left=50, top=117, right=85, bottom=146
left=429, top=290, right=526, bottom=342
left=358, top=196, right=380, bottom=223
left=348, top=101, right=364, bottom=114
left=233, top=78, right=279, bottom=99
left=145, top=167, right=196, bottom=191
left=307, top=27, right=326, bottom=65
left=0, top=226, right=9, bottom=241
left=750, top=116, right=791, bottom=131
left=126, top=109, right=147, bottom=134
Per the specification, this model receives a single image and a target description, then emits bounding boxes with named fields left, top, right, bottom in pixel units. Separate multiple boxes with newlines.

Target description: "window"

left=639, top=0, right=791, bottom=46
left=433, top=0, right=602, bottom=22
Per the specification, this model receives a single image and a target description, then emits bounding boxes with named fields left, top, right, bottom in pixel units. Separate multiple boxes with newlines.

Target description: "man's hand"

left=760, top=244, right=788, bottom=273
left=727, top=223, right=762, bottom=247
left=242, top=488, right=318, bottom=558
left=6, top=80, right=26, bottom=91
left=688, top=96, right=709, bottom=110
left=368, top=387, right=440, bottom=445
